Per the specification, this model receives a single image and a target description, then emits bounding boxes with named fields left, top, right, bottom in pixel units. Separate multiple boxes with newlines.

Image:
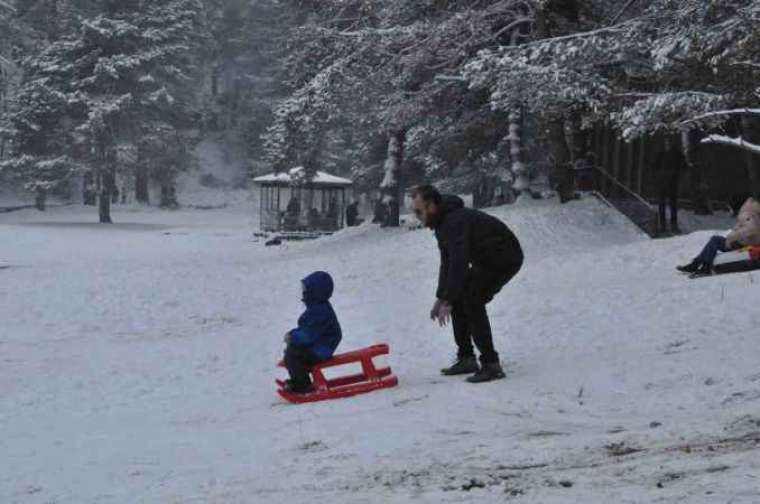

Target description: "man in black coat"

left=346, top=200, right=359, bottom=227
left=654, top=136, right=686, bottom=234
left=411, top=185, right=524, bottom=383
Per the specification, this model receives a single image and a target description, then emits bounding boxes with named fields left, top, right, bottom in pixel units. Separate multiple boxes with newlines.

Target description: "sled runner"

left=277, top=344, right=399, bottom=404
left=709, top=245, right=760, bottom=276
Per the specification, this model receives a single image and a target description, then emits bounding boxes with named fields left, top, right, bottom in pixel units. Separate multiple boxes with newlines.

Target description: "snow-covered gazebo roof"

left=253, top=167, right=353, bottom=187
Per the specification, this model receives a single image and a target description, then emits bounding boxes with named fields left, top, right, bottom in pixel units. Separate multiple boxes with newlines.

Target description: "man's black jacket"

left=434, top=195, right=523, bottom=304
left=654, top=148, right=687, bottom=184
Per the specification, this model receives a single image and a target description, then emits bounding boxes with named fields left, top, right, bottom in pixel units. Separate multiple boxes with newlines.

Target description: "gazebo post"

left=276, top=185, right=281, bottom=232
left=260, top=184, right=265, bottom=231
left=341, top=188, right=346, bottom=228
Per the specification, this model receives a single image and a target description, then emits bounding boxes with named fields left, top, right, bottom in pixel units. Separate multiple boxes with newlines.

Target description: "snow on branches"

left=466, top=0, right=760, bottom=142
left=2, top=0, right=208, bottom=215
left=612, top=92, right=729, bottom=140
left=265, top=0, right=534, bottom=183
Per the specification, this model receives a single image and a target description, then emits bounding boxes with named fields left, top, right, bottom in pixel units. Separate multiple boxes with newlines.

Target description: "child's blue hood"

left=302, top=271, right=334, bottom=304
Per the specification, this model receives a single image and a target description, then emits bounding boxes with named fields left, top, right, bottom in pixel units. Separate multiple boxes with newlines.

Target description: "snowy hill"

left=1, top=198, right=759, bottom=503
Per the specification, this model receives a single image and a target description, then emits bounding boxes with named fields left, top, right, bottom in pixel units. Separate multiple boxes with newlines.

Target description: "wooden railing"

left=591, top=166, right=660, bottom=238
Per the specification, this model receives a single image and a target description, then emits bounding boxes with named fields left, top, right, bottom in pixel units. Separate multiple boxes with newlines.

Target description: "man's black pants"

left=451, top=261, right=522, bottom=364
left=658, top=175, right=681, bottom=230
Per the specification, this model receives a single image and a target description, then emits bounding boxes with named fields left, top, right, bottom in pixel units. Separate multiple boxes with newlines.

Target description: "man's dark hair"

left=412, top=184, right=442, bottom=205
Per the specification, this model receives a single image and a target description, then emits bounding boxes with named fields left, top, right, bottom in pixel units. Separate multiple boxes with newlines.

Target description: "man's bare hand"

left=429, top=299, right=443, bottom=321
left=436, top=301, right=452, bottom=327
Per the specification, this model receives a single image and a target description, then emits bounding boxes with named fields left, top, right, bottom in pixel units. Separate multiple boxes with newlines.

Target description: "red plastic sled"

left=277, top=344, right=399, bottom=404
left=711, top=245, right=760, bottom=275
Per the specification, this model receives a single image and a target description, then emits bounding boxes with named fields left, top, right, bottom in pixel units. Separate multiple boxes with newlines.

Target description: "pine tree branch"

left=0, top=54, right=17, bottom=72
left=499, top=23, right=628, bottom=52
left=702, top=134, right=760, bottom=156
left=730, top=61, right=760, bottom=69
left=610, top=0, right=640, bottom=24
left=683, top=108, right=760, bottom=125
left=434, top=74, right=467, bottom=82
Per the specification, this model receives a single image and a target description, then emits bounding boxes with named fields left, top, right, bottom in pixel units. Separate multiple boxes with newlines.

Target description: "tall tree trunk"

left=612, top=134, right=622, bottom=184
left=135, top=145, right=150, bottom=204
left=683, top=129, right=711, bottom=214
left=636, top=138, right=646, bottom=195
left=99, top=179, right=112, bottom=223
left=740, top=116, right=760, bottom=201
left=569, top=114, right=588, bottom=164
left=83, top=171, right=96, bottom=205
left=160, top=184, right=178, bottom=208
left=547, top=119, right=574, bottom=202
left=0, top=68, right=7, bottom=160
left=380, top=130, right=404, bottom=227
left=536, top=5, right=575, bottom=202
left=35, top=188, right=47, bottom=211
left=569, top=113, right=592, bottom=191
left=111, top=178, right=120, bottom=204
left=98, top=145, right=115, bottom=224
left=624, top=141, right=635, bottom=189
left=211, top=66, right=220, bottom=96
left=474, top=171, right=497, bottom=208
left=600, top=126, right=612, bottom=194
left=509, top=109, right=529, bottom=194
left=55, top=0, right=75, bottom=36
left=473, top=171, right=485, bottom=209
left=506, top=27, right=528, bottom=199
left=159, top=167, right=178, bottom=209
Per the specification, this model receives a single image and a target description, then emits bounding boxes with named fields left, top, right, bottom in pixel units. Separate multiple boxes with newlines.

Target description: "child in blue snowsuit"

left=283, top=271, right=342, bottom=394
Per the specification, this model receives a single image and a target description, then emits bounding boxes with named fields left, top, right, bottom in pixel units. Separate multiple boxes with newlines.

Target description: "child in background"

left=283, top=271, right=342, bottom=394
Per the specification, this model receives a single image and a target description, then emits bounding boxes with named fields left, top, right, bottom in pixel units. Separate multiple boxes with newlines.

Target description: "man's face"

left=412, top=195, right=438, bottom=228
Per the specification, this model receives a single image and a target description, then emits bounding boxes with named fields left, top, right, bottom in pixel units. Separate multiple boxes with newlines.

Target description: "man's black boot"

left=441, top=355, right=479, bottom=376
left=466, top=362, right=506, bottom=383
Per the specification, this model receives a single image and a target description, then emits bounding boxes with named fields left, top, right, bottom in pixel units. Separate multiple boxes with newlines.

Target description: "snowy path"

left=1, top=199, right=759, bottom=503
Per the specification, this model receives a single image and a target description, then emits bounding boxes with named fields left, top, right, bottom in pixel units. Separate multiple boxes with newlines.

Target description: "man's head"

left=411, top=184, right=443, bottom=228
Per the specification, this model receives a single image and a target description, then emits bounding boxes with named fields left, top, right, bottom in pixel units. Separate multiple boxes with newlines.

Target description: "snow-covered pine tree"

left=1, top=38, right=81, bottom=210
left=3, top=0, right=208, bottom=219
left=0, top=0, right=16, bottom=162
left=464, top=0, right=634, bottom=202
left=129, top=0, right=209, bottom=206
left=0, top=0, right=14, bottom=56
left=265, top=0, right=537, bottom=224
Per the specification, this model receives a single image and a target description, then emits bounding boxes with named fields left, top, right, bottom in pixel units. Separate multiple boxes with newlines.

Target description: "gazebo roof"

left=253, top=167, right=353, bottom=187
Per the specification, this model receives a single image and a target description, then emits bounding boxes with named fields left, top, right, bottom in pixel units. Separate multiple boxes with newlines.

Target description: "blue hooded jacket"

left=289, top=271, right=342, bottom=361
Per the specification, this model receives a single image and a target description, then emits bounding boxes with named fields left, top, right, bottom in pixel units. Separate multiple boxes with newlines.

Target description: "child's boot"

left=283, top=380, right=314, bottom=394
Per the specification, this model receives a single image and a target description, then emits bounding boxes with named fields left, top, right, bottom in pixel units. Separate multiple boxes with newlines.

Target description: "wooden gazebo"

left=254, top=167, right=353, bottom=233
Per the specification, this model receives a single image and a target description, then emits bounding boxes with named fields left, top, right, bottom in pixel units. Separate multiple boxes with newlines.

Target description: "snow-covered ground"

left=1, top=197, right=759, bottom=504
left=0, top=190, right=27, bottom=208
left=677, top=208, right=736, bottom=236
